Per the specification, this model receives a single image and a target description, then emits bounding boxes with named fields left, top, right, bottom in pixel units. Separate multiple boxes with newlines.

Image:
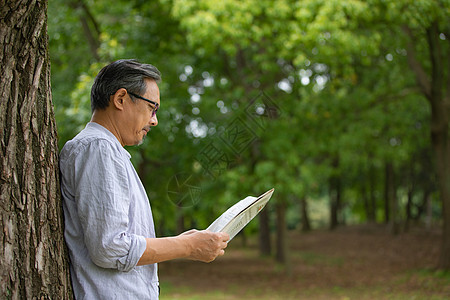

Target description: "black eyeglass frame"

left=128, top=91, right=159, bottom=117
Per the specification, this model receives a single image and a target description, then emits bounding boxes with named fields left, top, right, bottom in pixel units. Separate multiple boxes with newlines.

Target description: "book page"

left=221, top=191, right=272, bottom=240
left=207, top=188, right=274, bottom=241
left=207, top=196, right=257, bottom=233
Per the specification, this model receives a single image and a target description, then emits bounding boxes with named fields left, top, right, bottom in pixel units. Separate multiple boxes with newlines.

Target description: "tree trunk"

left=275, top=201, right=288, bottom=264
left=362, top=183, right=370, bottom=222
left=426, top=23, right=450, bottom=271
left=258, top=207, right=271, bottom=256
left=329, top=157, right=341, bottom=230
left=176, top=205, right=185, bottom=234
left=239, top=230, right=247, bottom=248
left=368, top=161, right=377, bottom=223
left=363, top=169, right=377, bottom=223
left=275, top=201, right=292, bottom=275
left=300, top=196, right=311, bottom=232
left=0, top=0, right=73, bottom=298
left=386, top=162, right=400, bottom=235
left=425, top=192, right=433, bottom=230
left=404, top=22, right=450, bottom=269
left=249, top=137, right=271, bottom=256
left=383, top=162, right=391, bottom=224
left=70, top=0, right=101, bottom=61
left=404, top=184, right=413, bottom=232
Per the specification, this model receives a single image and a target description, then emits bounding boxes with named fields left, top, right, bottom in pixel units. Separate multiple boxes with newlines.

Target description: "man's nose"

left=149, top=115, right=158, bottom=126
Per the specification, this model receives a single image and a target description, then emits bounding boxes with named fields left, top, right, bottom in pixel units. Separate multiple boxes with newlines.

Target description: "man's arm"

left=137, top=230, right=229, bottom=265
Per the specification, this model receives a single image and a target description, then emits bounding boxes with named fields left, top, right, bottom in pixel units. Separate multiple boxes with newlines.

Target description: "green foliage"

left=49, top=0, right=446, bottom=235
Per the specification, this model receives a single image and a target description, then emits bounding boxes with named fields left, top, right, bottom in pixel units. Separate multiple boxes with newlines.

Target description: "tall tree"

left=0, top=0, right=72, bottom=298
left=418, top=22, right=450, bottom=269
left=393, top=0, right=449, bottom=269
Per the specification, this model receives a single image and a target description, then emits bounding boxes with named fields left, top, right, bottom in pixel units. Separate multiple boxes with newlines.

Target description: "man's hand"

left=180, top=230, right=229, bottom=263
left=138, top=230, right=229, bottom=265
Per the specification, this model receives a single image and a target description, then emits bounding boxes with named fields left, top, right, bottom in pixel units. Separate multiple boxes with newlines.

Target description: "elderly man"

left=60, top=59, right=229, bottom=299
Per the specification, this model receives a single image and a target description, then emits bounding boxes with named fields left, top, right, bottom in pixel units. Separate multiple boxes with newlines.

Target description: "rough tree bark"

left=0, top=0, right=73, bottom=298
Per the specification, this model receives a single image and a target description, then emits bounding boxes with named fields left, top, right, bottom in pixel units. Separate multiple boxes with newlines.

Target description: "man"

left=60, top=59, right=229, bottom=299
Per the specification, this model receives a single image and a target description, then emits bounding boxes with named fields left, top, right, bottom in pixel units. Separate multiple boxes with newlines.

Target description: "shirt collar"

left=86, top=122, right=131, bottom=159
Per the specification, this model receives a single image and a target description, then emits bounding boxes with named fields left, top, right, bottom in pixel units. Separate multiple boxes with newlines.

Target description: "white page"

left=221, top=191, right=272, bottom=240
left=207, top=196, right=257, bottom=233
left=207, top=189, right=274, bottom=241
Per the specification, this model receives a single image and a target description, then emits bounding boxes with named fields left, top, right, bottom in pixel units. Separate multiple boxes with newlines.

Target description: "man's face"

left=121, top=79, right=160, bottom=146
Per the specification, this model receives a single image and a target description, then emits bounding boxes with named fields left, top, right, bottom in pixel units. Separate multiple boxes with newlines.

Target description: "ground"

left=159, top=225, right=450, bottom=300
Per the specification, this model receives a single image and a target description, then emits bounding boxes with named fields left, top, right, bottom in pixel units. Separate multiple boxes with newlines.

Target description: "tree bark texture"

left=0, top=0, right=73, bottom=298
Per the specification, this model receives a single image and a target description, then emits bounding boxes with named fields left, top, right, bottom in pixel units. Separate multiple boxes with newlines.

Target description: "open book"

left=207, top=188, right=274, bottom=242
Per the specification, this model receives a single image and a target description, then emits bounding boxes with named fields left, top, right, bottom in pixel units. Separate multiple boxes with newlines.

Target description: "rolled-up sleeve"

left=73, top=139, right=146, bottom=272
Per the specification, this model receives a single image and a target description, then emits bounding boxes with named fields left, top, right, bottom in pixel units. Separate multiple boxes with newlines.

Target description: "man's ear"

left=111, top=88, right=127, bottom=111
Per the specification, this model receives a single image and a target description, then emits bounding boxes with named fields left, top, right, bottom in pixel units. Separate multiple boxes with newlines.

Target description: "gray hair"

left=90, top=59, right=161, bottom=112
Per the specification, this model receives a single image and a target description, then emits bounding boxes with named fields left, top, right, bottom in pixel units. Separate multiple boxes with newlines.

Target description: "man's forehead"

left=143, top=79, right=160, bottom=103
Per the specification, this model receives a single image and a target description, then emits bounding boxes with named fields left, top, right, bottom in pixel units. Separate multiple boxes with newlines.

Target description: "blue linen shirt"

left=60, top=122, right=159, bottom=299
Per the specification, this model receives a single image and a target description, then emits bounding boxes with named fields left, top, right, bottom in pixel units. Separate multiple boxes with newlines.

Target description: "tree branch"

left=70, top=0, right=100, bottom=61
left=402, top=25, right=432, bottom=101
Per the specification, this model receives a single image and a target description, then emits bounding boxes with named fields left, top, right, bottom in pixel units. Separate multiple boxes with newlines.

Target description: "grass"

left=159, top=269, right=450, bottom=300
left=159, top=278, right=450, bottom=300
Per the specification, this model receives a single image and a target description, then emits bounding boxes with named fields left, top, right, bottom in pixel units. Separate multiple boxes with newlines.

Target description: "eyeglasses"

left=128, top=91, right=159, bottom=118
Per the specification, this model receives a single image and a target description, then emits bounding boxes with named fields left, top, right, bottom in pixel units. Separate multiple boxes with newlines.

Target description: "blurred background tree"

left=48, top=0, right=449, bottom=269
